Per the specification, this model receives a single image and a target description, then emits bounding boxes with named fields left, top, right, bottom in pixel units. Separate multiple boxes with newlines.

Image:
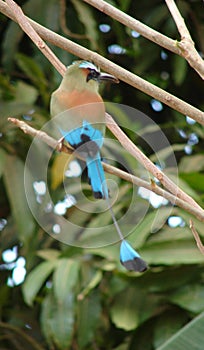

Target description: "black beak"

left=98, top=72, right=119, bottom=84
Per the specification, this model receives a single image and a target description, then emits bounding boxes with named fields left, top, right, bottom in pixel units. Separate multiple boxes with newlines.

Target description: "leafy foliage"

left=1, top=0, right=204, bottom=349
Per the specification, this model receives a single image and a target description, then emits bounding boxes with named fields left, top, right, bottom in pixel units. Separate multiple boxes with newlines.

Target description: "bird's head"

left=61, top=60, right=119, bottom=92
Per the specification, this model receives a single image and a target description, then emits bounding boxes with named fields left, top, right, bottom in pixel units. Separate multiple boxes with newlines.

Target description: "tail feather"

left=86, top=153, right=108, bottom=199
left=120, top=240, right=148, bottom=272
left=59, top=123, right=148, bottom=273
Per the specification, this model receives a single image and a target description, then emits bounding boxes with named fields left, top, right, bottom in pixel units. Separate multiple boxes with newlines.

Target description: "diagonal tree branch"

left=3, top=0, right=204, bottom=245
left=165, top=0, right=204, bottom=79
left=106, top=113, right=203, bottom=213
left=83, top=0, right=181, bottom=56
left=5, top=0, right=65, bottom=76
left=190, top=219, right=204, bottom=254
left=8, top=117, right=204, bottom=223
left=84, top=0, right=204, bottom=79
left=0, top=0, right=204, bottom=124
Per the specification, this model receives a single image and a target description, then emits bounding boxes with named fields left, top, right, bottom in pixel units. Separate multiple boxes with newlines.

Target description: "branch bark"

left=190, top=219, right=204, bottom=254
left=83, top=0, right=181, bottom=55
left=8, top=117, right=204, bottom=223
left=84, top=0, right=204, bottom=79
left=3, top=0, right=204, bottom=245
left=106, top=113, right=203, bottom=213
left=165, top=0, right=204, bottom=79
left=5, top=0, right=65, bottom=76
left=0, top=0, right=204, bottom=124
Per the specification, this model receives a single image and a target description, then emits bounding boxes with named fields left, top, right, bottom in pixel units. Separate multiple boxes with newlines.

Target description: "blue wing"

left=120, top=240, right=148, bottom=272
left=60, top=127, right=82, bottom=148
left=60, top=120, right=103, bottom=151
left=60, top=121, right=107, bottom=198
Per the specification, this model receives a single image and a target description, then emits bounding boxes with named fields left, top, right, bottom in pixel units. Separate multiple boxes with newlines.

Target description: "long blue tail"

left=60, top=121, right=148, bottom=272
left=86, top=153, right=108, bottom=199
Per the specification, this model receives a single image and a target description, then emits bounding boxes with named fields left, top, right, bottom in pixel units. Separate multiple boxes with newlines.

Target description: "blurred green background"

left=1, top=0, right=204, bottom=349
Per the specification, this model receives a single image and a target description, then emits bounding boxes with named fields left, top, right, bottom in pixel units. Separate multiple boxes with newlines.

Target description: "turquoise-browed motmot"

left=50, top=60, right=147, bottom=272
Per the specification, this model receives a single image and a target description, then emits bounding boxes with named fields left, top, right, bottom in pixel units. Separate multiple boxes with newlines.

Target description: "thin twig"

left=83, top=0, right=181, bottom=55
left=3, top=0, right=204, bottom=252
left=190, top=219, right=204, bottom=254
left=1, top=0, right=204, bottom=124
left=8, top=117, right=204, bottom=222
left=5, top=0, right=65, bottom=76
left=8, top=117, right=72, bottom=154
left=106, top=113, right=204, bottom=213
left=4, top=0, right=204, bottom=217
left=59, top=0, right=89, bottom=40
left=84, top=0, right=204, bottom=80
left=165, top=0, right=204, bottom=79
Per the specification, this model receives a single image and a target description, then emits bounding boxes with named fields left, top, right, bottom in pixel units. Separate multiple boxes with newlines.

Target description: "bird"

left=50, top=60, right=148, bottom=273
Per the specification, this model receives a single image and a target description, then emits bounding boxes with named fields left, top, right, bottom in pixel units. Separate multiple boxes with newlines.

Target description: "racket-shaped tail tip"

left=120, top=240, right=148, bottom=272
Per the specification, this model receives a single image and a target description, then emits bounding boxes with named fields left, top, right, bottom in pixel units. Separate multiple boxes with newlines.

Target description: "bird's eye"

left=86, top=69, right=100, bottom=82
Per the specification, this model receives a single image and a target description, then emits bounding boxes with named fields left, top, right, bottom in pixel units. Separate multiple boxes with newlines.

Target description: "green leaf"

left=16, top=53, right=48, bottom=104
left=117, top=0, right=131, bottom=12
left=180, top=172, right=204, bottom=192
left=86, top=244, right=119, bottom=265
left=0, top=148, right=6, bottom=178
left=110, top=287, right=140, bottom=330
left=53, top=259, right=80, bottom=303
left=130, top=208, right=172, bottom=247
left=138, top=266, right=201, bottom=293
left=150, top=144, right=185, bottom=163
left=154, top=310, right=188, bottom=349
left=3, top=155, right=35, bottom=242
left=71, top=0, right=98, bottom=49
left=111, top=286, right=161, bottom=331
left=37, top=249, right=61, bottom=261
left=169, top=284, right=204, bottom=313
left=22, top=260, right=57, bottom=306
left=170, top=173, right=200, bottom=202
left=77, top=291, right=101, bottom=348
left=15, top=81, right=38, bottom=104
left=157, top=311, right=204, bottom=350
left=78, top=270, right=102, bottom=300
left=148, top=226, right=192, bottom=243
left=2, top=22, right=23, bottom=71
left=179, top=154, right=204, bottom=173
left=41, top=292, right=75, bottom=350
left=172, top=55, right=187, bottom=86
left=0, top=101, right=35, bottom=119
left=142, top=240, right=204, bottom=266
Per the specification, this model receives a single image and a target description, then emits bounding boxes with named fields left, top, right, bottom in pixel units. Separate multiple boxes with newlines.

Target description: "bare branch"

left=190, top=219, right=204, bottom=254
left=84, top=0, right=204, bottom=79
left=83, top=0, right=181, bottom=56
left=3, top=0, right=204, bottom=256
left=8, top=117, right=204, bottom=222
left=1, top=0, right=204, bottom=124
left=106, top=113, right=204, bottom=213
left=3, top=0, right=204, bottom=221
left=165, top=0, right=204, bottom=79
left=8, top=117, right=71, bottom=154
left=5, top=0, right=65, bottom=76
